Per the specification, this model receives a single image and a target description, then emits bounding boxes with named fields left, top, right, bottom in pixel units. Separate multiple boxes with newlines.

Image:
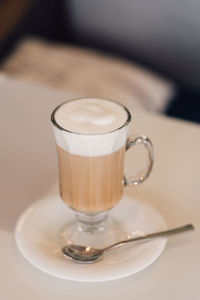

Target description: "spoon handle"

left=104, top=224, right=194, bottom=252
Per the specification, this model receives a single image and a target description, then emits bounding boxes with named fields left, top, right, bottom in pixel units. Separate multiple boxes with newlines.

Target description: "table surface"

left=0, top=74, right=200, bottom=299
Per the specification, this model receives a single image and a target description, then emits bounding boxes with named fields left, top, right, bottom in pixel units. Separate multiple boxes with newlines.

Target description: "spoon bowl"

left=62, top=224, right=194, bottom=263
left=64, top=245, right=104, bottom=263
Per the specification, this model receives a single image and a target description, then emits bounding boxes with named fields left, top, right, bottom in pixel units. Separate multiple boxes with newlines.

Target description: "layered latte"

left=51, top=98, right=130, bottom=213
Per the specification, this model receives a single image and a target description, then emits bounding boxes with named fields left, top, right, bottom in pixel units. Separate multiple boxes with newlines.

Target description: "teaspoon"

left=62, top=223, right=194, bottom=263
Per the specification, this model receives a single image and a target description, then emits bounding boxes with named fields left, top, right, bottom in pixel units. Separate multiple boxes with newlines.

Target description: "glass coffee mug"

left=51, top=98, right=153, bottom=247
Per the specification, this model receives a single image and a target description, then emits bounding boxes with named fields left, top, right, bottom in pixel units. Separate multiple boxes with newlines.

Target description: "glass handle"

left=123, top=135, right=154, bottom=187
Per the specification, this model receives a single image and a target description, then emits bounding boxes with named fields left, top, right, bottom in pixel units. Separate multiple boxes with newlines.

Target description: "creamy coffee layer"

left=52, top=98, right=130, bottom=157
left=57, top=145, right=125, bottom=213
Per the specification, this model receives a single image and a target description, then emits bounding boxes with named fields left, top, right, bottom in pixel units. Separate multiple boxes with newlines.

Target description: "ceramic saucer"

left=15, top=191, right=167, bottom=282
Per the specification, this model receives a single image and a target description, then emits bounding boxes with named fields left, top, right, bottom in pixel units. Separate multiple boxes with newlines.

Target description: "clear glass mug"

left=51, top=98, right=154, bottom=247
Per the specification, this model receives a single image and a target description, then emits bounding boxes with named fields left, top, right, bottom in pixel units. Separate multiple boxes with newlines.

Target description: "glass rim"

left=51, top=97, right=131, bottom=136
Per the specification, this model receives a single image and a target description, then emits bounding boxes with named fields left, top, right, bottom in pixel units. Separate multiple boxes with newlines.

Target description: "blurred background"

left=0, top=0, right=200, bottom=123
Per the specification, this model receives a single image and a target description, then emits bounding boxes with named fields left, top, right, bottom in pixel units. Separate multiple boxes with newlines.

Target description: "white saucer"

left=15, top=192, right=167, bottom=282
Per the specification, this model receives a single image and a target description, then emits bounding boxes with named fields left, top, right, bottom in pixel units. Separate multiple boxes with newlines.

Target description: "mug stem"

left=75, top=211, right=108, bottom=233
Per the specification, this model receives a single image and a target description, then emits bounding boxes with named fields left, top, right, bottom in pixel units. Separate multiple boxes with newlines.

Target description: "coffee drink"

left=51, top=98, right=130, bottom=213
left=57, top=145, right=125, bottom=212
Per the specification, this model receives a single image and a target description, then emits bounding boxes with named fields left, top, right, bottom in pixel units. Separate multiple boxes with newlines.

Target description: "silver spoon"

left=62, top=223, right=194, bottom=263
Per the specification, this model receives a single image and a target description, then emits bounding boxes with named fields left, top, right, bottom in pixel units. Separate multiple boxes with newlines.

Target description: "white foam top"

left=52, top=98, right=131, bottom=156
left=54, top=98, right=128, bottom=134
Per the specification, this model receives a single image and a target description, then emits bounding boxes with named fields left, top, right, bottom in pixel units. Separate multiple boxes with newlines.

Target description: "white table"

left=0, top=75, right=199, bottom=299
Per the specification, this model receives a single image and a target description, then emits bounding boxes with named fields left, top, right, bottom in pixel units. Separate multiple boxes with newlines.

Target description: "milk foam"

left=52, top=98, right=130, bottom=156
left=54, top=98, right=128, bottom=134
